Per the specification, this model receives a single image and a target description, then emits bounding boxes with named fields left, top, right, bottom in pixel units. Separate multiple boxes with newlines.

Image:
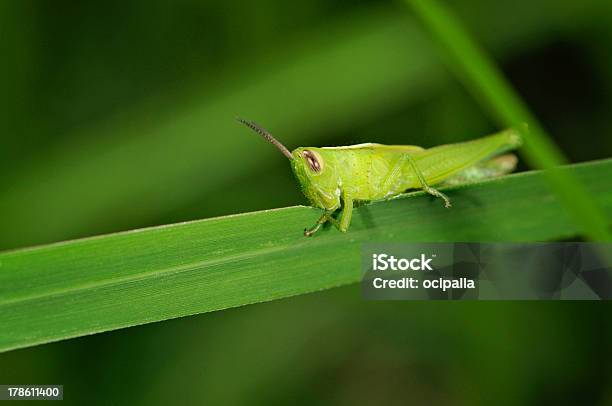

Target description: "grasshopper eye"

left=303, top=150, right=322, bottom=173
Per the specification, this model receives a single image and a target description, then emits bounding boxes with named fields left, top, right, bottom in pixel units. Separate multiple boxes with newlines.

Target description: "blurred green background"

left=1, top=0, right=611, bottom=404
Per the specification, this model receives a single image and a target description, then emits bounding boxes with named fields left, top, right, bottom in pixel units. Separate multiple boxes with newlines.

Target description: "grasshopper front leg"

left=304, top=193, right=354, bottom=236
left=304, top=211, right=333, bottom=237
left=338, top=193, right=354, bottom=232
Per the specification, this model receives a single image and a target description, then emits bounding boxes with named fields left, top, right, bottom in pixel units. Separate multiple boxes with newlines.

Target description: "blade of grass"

left=1, top=158, right=611, bottom=353
left=405, top=0, right=612, bottom=241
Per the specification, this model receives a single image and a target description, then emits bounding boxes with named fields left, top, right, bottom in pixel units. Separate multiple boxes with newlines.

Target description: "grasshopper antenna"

left=237, top=118, right=294, bottom=160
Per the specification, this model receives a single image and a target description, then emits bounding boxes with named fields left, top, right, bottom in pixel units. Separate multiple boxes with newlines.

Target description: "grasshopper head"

left=291, top=148, right=341, bottom=211
left=238, top=118, right=341, bottom=211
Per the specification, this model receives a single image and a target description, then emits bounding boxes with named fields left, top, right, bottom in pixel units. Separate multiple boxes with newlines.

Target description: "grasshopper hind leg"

left=419, top=182, right=452, bottom=208
left=405, top=154, right=452, bottom=208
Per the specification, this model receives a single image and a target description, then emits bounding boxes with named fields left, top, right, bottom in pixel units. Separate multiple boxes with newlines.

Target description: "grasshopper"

left=238, top=119, right=522, bottom=236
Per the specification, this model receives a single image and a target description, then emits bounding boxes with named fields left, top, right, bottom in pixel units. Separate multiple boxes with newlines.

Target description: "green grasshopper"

left=238, top=119, right=522, bottom=236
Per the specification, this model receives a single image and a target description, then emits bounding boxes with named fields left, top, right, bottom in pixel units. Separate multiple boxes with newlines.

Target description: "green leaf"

left=1, top=159, right=611, bottom=353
